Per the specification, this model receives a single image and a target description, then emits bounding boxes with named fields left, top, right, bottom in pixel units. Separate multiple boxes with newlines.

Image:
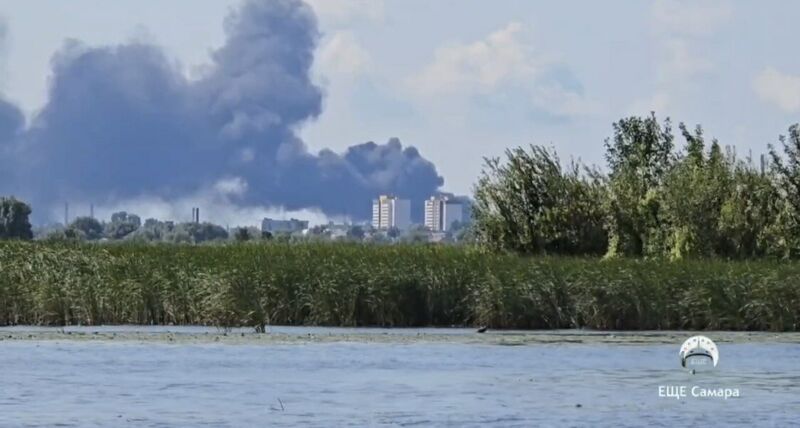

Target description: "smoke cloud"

left=0, top=0, right=443, bottom=223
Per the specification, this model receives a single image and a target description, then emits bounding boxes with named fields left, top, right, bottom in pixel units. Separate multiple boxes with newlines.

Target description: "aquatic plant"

left=0, top=241, right=797, bottom=331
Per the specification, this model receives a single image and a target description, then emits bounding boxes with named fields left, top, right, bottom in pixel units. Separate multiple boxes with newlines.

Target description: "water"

left=1, top=328, right=798, bottom=427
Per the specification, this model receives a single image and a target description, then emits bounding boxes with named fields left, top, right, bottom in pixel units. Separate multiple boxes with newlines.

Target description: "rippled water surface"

left=1, top=328, right=798, bottom=427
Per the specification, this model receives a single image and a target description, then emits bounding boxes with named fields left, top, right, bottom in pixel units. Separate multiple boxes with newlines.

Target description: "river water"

left=0, top=327, right=798, bottom=427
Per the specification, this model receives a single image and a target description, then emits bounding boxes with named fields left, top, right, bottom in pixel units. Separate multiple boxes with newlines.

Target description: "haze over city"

left=1, top=0, right=799, bottom=226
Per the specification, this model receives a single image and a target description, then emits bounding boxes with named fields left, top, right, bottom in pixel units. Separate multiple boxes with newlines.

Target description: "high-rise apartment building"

left=371, top=195, right=411, bottom=230
left=424, top=196, right=463, bottom=232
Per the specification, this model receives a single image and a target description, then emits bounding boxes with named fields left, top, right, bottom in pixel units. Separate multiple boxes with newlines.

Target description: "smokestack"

left=196, top=207, right=200, bottom=224
left=90, top=203, right=94, bottom=219
left=64, top=202, right=69, bottom=226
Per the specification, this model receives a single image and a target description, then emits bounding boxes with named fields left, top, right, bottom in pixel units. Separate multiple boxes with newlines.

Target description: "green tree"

left=70, top=216, right=104, bottom=240
left=386, top=227, right=401, bottom=239
left=126, top=218, right=174, bottom=242
left=604, top=113, right=674, bottom=257
left=175, top=222, right=229, bottom=243
left=401, top=224, right=431, bottom=244
left=472, top=145, right=607, bottom=254
left=717, top=160, right=782, bottom=258
left=660, top=124, right=730, bottom=259
left=234, top=227, right=251, bottom=242
left=105, top=211, right=141, bottom=240
left=0, top=197, right=33, bottom=240
left=769, top=124, right=800, bottom=236
left=347, top=225, right=365, bottom=240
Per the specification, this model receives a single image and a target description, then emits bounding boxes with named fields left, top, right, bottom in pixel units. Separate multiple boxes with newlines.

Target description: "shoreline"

left=2, top=326, right=799, bottom=346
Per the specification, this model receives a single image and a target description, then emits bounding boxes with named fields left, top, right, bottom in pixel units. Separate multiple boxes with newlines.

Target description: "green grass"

left=0, top=241, right=798, bottom=330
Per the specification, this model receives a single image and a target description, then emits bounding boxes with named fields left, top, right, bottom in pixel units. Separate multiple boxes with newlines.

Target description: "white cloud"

left=408, top=22, right=592, bottom=117
left=304, top=0, right=384, bottom=25
left=410, top=23, right=536, bottom=94
left=754, top=67, right=800, bottom=113
left=316, top=31, right=371, bottom=76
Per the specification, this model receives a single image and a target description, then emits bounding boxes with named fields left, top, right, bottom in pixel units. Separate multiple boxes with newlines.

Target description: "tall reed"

left=0, top=241, right=797, bottom=330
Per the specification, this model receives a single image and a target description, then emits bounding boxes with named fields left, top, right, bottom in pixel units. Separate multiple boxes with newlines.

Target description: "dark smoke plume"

left=1, top=0, right=443, bottom=222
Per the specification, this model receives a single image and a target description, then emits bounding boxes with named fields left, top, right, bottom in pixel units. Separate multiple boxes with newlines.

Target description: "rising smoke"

left=0, top=0, right=443, bottom=223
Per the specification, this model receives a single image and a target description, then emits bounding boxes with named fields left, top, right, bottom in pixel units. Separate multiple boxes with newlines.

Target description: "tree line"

left=473, top=113, right=800, bottom=259
left=0, top=201, right=472, bottom=245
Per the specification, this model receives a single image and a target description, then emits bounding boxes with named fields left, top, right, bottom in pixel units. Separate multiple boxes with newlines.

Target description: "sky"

left=1, top=0, right=799, bottom=225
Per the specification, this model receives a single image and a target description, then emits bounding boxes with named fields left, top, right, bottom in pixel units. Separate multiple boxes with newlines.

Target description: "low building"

left=261, top=218, right=309, bottom=234
left=424, top=196, right=463, bottom=232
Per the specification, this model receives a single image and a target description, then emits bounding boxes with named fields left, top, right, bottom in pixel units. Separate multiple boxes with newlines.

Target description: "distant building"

left=261, top=218, right=308, bottom=234
left=424, top=196, right=463, bottom=232
left=372, top=195, right=411, bottom=231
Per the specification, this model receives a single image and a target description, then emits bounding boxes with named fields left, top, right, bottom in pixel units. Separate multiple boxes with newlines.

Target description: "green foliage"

left=473, top=116, right=800, bottom=260
left=234, top=227, right=251, bottom=242
left=105, top=211, right=141, bottom=239
left=347, top=225, right=365, bottom=240
left=0, top=241, right=797, bottom=331
left=660, top=124, right=730, bottom=259
left=717, top=161, right=782, bottom=258
left=115, top=218, right=230, bottom=244
left=70, top=216, right=103, bottom=240
left=604, top=113, right=674, bottom=257
left=472, top=145, right=607, bottom=255
left=0, top=197, right=33, bottom=240
left=768, top=124, right=800, bottom=255
left=177, top=222, right=229, bottom=243
left=400, top=225, right=431, bottom=244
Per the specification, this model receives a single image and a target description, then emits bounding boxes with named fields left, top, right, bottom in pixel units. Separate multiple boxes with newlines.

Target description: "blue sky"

left=2, top=0, right=800, bottom=198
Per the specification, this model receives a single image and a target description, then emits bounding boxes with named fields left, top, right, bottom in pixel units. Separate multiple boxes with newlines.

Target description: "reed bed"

left=0, top=241, right=798, bottom=331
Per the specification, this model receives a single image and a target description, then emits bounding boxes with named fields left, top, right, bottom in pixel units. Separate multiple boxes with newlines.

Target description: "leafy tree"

left=127, top=218, right=174, bottom=242
left=0, top=197, right=33, bottom=240
left=660, top=124, right=730, bottom=259
left=717, top=161, right=782, bottom=258
left=234, top=227, right=251, bottom=242
left=769, top=124, right=800, bottom=234
left=604, top=113, right=674, bottom=257
left=386, top=227, right=401, bottom=239
left=347, top=225, right=365, bottom=240
left=472, top=145, right=607, bottom=254
left=453, top=223, right=477, bottom=244
left=43, top=227, right=85, bottom=242
left=105, top=211, right=141, bottom=240
left=401, top=224, right=431, bottom=244
left=177, top=222, right=229, bottom=243
left=70, top=216, right=104, bottom=240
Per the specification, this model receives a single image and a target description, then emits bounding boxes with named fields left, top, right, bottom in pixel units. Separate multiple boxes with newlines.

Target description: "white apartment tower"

left=372, top=195, right=411, bottom=230
left=424, top=196, right=463, bottom=232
